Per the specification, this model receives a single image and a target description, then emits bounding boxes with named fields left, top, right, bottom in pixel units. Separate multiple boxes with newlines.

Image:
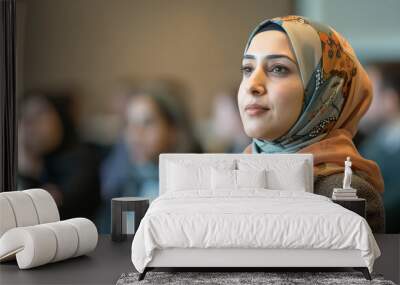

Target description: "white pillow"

left=268, top=161, right=307, bottom=191
left=211, top=168, right=236, bottom=190
left=236, top=169, right=267, bottom=189
left=167, top=160, right=235, bottom=192
left=237, top=159, right=309, bottom=192
left=211, top=168, right=267, bottom=190
left=167, top=162, right=207, bottom=191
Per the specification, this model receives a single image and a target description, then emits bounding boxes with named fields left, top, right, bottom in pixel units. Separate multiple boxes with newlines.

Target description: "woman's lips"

left=245, top=104, right=269, bottom=116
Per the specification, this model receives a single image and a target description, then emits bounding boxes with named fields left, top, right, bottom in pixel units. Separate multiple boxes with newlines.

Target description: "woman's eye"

left=269, top=65, right=289, bottom=75
left=240, top=65, right=253, bottom=76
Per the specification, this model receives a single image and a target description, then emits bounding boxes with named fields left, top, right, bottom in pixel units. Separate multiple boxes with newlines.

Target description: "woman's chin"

left=243, top=127, right=279, bottom=141
left=244, top=128, right=268, bottom=141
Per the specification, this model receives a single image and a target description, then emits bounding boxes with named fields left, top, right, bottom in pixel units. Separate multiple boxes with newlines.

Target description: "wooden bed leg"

left=138, top=268, right=148, bottom=281
left=354, top=267, right=371, bottom=280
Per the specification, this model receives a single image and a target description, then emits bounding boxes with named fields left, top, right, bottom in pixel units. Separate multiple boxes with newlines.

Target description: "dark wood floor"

left=0, top=234, right=398, bottom=284
left=373, top=234, right=400, bottom=284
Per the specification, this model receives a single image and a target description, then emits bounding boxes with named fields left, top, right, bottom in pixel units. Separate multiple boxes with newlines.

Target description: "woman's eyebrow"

left=243, top=54, right=296, bottom=64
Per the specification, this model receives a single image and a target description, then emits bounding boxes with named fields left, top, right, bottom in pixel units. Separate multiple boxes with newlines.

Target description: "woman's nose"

left=247, top=68, right=266, bottom=96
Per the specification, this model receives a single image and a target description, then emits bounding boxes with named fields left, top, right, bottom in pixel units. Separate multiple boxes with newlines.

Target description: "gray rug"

left=116, top=271, right=396, bottom=285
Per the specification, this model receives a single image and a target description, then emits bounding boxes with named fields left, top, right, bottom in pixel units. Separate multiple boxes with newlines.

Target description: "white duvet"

left=131, top=190, right=380, bottom=273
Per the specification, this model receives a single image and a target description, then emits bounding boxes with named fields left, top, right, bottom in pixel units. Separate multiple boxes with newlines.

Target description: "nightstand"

left=332, top=198, right=366, bottom=218
left=111, top=197, right=149, bottom=242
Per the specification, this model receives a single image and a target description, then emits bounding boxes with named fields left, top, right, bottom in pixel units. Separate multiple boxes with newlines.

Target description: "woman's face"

left=125, top=95, right=177, bottom=164
left=238, top=30, right=304, bottom=141
left=19, top=96, right=63, bottom=155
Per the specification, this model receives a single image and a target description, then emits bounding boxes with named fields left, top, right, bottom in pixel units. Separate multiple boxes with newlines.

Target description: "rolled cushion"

left=23, top=189, right=59, bottom=224
left=65, top=218, right=98, bottom=257
left=0, top=218, right=98, bottom=269
left=0, top=196, right=17, bottom=237
left=42, top=221, right=79, bottom=262
left=0, top=189, right=60, bottom=239
left=0, top=226, right=57, bottom=269
left=0, top=191, right=39, bottom=227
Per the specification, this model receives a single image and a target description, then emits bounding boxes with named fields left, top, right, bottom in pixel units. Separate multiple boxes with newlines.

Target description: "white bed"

left=131, top=154, right=380, bottom=280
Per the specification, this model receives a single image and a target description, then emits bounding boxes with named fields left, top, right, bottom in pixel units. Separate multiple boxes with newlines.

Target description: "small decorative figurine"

left=343, top=156, right=352, bottom=190
left=332, top=156, right=358, bottom=199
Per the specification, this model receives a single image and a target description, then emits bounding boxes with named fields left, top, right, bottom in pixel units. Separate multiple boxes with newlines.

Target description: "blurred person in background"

left=17, top=91, right=101, bottom=220
left=354, top=64, right=400, bottom=147
left=205, top=89, right=251, bottom=153
left=358, top=63, right=400, bottom=233
left=97, top=80, right=202, bottom=233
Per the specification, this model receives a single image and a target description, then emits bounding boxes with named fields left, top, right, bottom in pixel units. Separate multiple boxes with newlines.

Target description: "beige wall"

left=18, top=0, right=293, bottom=142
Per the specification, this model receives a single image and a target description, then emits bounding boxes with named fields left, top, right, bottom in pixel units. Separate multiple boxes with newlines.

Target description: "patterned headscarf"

left=243, top=15, right=384, bottom=193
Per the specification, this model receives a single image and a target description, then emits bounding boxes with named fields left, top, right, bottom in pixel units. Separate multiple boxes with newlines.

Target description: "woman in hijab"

left=239, top=16, right=384, bottom=232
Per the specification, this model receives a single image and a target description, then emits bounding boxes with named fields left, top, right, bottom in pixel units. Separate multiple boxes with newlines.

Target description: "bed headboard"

left=159, top=153, right=314, bottom=195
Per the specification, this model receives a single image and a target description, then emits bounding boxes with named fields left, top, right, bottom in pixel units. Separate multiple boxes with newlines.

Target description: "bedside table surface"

left=331, top=198, right=365, bottom=201
left=112, top=197, right=149, bottom=202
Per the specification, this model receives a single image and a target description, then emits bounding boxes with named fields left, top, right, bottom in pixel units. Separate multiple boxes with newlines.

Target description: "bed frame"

left=138, top=154, right=372, bottom=281
left=140, top=248, right=371, bottom=280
